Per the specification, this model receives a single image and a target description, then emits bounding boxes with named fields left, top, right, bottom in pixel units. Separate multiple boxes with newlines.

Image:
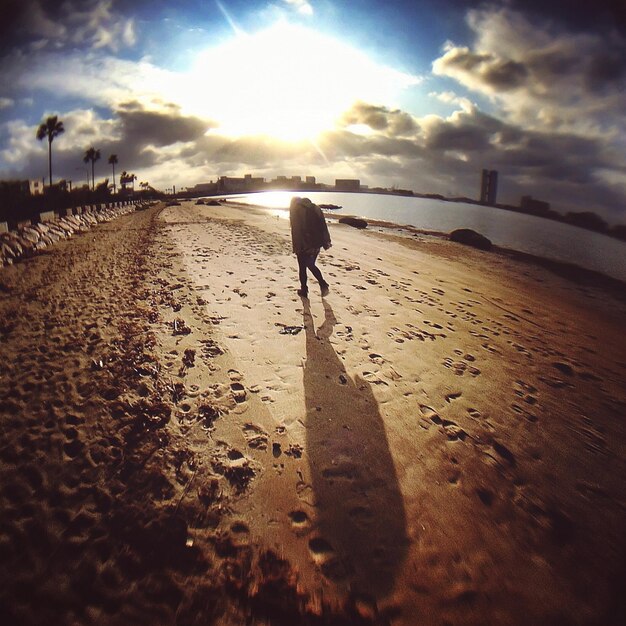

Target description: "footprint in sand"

left=288, top=510, right=311, bottom=535
left=230, top=521, right=251, bottom=547
left=228, top=370, right=247, bottom=403
left=445, top=391, right=462, bottom=403
left=308, top=537, right=348, bottom=581
left=242, top=423, right=269, bottom=450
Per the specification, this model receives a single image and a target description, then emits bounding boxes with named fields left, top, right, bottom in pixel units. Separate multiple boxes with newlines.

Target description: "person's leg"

left=304, top=253, right=329, bottom=295
left=296, top=254, right=309, bottom=295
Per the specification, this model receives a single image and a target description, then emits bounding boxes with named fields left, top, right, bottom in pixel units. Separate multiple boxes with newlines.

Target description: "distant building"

left=520, top=195, right=550, bottom=214
left=217, top=175, right=265, bottom=193
left=305, top=176, right=316, bottom=185
left=29, top=179, right=45, bottom=195
left=188, top=181, right=218, bottom=194
left=480, top=169, right=498, bottom=204
left=335, top=179, right=361, bottom=192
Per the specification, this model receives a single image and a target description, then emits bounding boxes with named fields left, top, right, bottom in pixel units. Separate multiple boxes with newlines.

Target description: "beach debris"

left=182, top=348, right=196, bottom=368
left=285, top=444, right=303, bottom=459
left=169, top=381, right=185, bottom=403
left=132, top=398, right=172, bottom=430
left=339, top=216, right=368, bottom=229
left=197, top=478, right=221, bottom=504
left=198, top=403, right=220, bottom=429
left=172, top=318, right=192, bottom=335
left=449, top=228, right=492, bottom=250
left=275, top=323, right=303, bottom=335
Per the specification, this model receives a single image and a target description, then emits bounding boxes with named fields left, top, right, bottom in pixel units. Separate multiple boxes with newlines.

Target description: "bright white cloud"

left=7, top=49, right=175, bottom=111
left=429, top=91, right=474, bottom=113
left=180, top=22, right=421, bottom=140
left=283, top=0, right=314, bottom=16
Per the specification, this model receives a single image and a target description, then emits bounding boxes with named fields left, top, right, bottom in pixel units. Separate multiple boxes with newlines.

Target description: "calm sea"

left=223, top=191, right=626, bottom=282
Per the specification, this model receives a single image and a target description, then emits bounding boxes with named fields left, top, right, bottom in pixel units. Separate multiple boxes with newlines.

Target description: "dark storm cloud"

left=440, top=0, right=626, bottom=34
left=424, top=108, right=503, bottom=152
left=115, top=101, right=212, bottom=148
left=585, top=52, right=626, bottom=92
left=0, top=0, right=136, bottom=54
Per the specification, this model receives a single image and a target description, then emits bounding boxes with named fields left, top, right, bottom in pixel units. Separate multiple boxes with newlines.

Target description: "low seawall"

left=0, top=201, right=154, bottom=267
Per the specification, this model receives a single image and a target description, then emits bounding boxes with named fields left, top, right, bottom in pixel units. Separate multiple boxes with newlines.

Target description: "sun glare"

left=180, top=22, right=419, bottom=141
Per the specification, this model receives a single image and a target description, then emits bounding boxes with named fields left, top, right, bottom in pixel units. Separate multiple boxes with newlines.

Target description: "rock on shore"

left=449, top=228, right=492, bottom=250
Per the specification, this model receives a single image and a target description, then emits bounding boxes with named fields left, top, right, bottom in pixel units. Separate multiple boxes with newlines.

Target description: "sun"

left=180, top=22, right=418, bottom=141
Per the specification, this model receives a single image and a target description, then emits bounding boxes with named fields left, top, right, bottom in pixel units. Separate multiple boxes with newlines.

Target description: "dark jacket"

left=289, top=197, right=332, bottom=254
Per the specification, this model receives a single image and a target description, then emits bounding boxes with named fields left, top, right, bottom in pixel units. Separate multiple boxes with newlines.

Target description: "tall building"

left=480, top=169, right=498, bottom=204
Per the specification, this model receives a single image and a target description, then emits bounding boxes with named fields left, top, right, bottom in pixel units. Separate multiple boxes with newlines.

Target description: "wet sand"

left=0, top=200, right=624, bottom=625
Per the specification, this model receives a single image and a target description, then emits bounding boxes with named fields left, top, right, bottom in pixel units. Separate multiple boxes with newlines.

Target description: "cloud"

left=427, top=6, right=626, bottom=220
left=432, top=7, right=626, bottom=135
left=6, top=0, right=136, bottom=53
left=435, top=46, right=529, bottom=91
left=1, top=47, right=175, bottom=112
left=0, top=98, right=14, bottom=110
left=339, top=102, right=418, bottom=137
left=283, top=0, right=314, bottom=16
left=115, top=101, right=213, bottom=148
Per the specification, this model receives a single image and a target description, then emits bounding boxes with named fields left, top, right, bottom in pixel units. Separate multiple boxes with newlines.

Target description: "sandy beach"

left=0, top=200, right=624, bottom=625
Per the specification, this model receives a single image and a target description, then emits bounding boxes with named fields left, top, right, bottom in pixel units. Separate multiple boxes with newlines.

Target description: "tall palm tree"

left=108, top=154, right=118, bottom=194
left=83, top=147, right=101, bottom=190
left=36, top=115, right=65, bottom=188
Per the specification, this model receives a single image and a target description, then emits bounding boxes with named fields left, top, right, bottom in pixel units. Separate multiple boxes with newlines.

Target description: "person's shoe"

left=297, top=287, right=309, bottom=297
left=320, top=282, right=330, bottom=297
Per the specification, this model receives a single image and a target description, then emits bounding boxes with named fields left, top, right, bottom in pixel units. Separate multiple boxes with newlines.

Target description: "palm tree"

left=108, top=154, right=118, bottom=194
left=83, top=147, right=101, bottom=190
left=36, top=115, right=65, bottom=188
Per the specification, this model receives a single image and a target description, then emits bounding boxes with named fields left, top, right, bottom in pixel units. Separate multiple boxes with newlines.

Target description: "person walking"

left=289, top=197, right=331, bottom=298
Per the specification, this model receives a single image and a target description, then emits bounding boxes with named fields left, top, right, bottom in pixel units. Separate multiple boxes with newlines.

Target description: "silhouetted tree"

left=83, top=147, right=101, bottom=191
left=108, top=154, right=118, bottom=194
left=36, top=115, right=65, bottom=187
left=564, top=211, right=608, bottom=233
left=611, top=224, right=626, bottom=241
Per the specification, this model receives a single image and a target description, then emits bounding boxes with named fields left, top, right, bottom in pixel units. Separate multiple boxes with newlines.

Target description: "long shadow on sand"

left=302, top=298, right=408, bottom=599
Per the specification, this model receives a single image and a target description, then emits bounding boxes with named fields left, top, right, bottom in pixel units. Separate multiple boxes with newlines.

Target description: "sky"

left=0, top=0, right=625, bottom=222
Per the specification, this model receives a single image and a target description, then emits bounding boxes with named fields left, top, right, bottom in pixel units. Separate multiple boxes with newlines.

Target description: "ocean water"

left=223, top=191, right=626, bottom=282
